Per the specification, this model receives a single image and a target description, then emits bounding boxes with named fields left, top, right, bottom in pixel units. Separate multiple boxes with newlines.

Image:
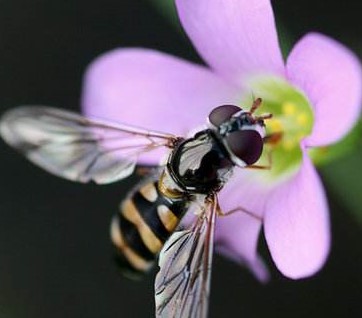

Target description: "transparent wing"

left=0, top=106, right=180, bottom=184
left=155, top=195, right=218, bottom=318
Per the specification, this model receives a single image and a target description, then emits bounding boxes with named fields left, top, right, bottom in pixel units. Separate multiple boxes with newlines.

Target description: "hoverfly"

left=0, top=98, right=272, bottom=318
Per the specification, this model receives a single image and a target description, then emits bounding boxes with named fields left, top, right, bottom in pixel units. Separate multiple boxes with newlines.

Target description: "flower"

left=81, top=0, right=362, bottom=280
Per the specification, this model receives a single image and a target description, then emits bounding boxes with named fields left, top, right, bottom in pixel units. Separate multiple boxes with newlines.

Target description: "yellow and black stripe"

left=111, top=181, right=188, bottom=277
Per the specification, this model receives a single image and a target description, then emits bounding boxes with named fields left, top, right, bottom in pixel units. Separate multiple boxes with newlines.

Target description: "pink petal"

left=287, top=33, right=362, bottom=147
left=176, top=0, right=285, bottom=84
left=215, top=170, right=271, bottom=282
left=264, top=152, right=331, bottom=279
left=81, top=48, right=239, bottom=164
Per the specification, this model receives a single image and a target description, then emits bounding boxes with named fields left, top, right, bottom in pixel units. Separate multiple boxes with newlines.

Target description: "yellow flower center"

left=241, top=76, right=314, bottom=181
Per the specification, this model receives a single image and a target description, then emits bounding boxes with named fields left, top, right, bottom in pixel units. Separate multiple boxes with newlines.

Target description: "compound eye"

left=226, top=130, right=263, bottom=165
left=208, top=105, right=241, bottom=127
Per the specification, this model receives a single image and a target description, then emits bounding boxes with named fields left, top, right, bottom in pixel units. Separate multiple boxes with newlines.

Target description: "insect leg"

left=263, top=131, right=283, bottom=145
left=136, top=165, right=158, bottom=176
left=217, top=205, right=262, bottom=222
left=245, top=131, right=284, bottom=170
left=245, top=148, right=273, bottom=170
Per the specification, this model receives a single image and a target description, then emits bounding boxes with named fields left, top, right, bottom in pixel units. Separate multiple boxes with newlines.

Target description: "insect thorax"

left=165, top=129, right=234, bottom=195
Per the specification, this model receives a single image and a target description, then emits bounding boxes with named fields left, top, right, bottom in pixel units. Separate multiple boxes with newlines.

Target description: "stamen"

left=282, top=102, right=297, bottom=115
left=268, top=118, right=283, bottom=132
left=296, top=113, right=308, bottom=126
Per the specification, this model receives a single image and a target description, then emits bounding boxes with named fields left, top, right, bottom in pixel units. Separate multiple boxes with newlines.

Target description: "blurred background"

left=0, top=0, right=361, bottom=317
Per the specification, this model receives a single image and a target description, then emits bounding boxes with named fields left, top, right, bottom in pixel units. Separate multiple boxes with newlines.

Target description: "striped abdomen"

left=111, top=181, right=189, bottom=277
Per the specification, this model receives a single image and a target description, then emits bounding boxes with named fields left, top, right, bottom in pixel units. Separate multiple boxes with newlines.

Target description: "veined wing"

left=0, top=106, right=180, bottom=184
left=155, top=195, right=218, bottom=318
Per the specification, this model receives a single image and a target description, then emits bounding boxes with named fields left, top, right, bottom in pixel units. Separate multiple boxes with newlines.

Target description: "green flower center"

left=241, top=76, right=314, bottom=181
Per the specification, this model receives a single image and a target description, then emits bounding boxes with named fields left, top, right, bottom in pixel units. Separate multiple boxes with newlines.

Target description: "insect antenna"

left=255, top=113, right=273, bottom=121
left=249, top=97, right=263, bottom=114
left=248, top=97, right=273, bottom=122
